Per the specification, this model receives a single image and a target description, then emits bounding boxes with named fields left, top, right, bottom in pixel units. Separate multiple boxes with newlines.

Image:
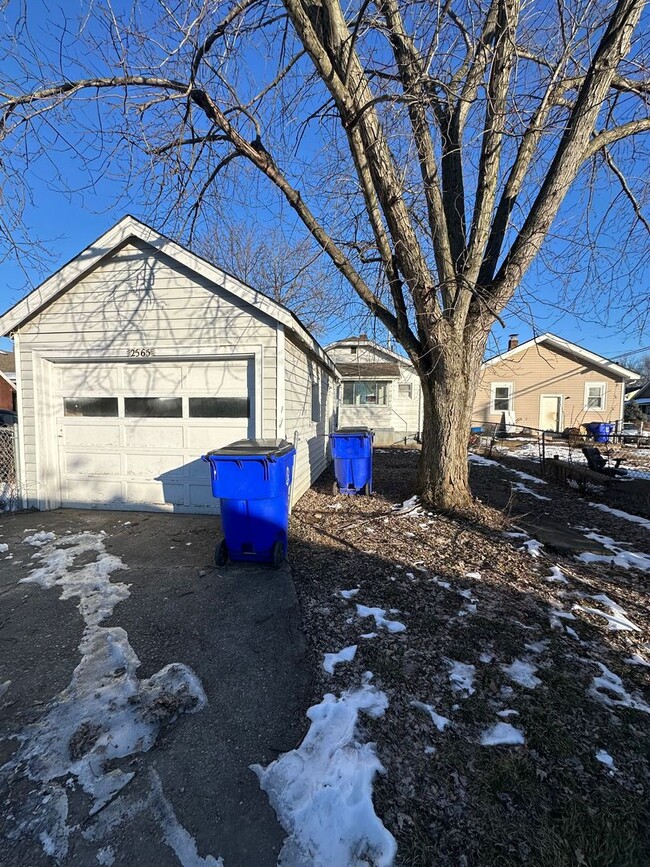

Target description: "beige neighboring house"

left=474, top=333, right=639, bottom=433
left=326, top=335, right=422, bottom=445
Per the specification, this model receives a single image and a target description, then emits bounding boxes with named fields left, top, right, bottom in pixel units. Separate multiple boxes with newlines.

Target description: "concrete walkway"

left=0, top=509, right=311, bottom=866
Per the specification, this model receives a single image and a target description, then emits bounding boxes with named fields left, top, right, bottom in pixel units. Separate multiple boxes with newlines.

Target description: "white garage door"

left=56, top=359, right=255, bottom=512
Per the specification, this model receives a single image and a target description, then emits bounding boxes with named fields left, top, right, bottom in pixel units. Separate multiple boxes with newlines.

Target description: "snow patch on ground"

left=578, top=532, right=650, bottom=572
left=480, top=722, right=525, bottom=746
left=410, top=700, right=450, bottom=732
left=392, top=495, right=423, bottom=516
left=323, top=645, right=358, bottom=675
left=0, top=542, right=8, bottom=553
left=595, top=750, right=616, bottom=771
left=339, top=588, right=360, bottom=599
left=447, top=660, right=475, bottom=697
left=624, top=653, right=650, bottom=668
left=588, top=662, right=650, bottom=714
left=2, top=531, right=207, bottom=861
left=23, top=531, right=56, bottom=547
left=588, top=502, right=650, bottom=530
left=468, top=454, right=499, bottom=467
left=519, top=539, right=543, bottom=558
left=96, top=846, right=116, bottom=865
left=545, top=566, right=569, bottom=584
left=572, top=594, right=641, bottom=632
left=496, top=709, right=519, bottom=718
left=501, top=659, right=541, bottom=689
left=511, top=481, right=551, bottom=501
left=356, top=604, right=406, bottom=633
left=252, top=682, right=397, bottom=867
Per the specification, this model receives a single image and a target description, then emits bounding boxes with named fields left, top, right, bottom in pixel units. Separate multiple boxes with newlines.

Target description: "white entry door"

left=56, top=358, right=255, bottom=512
left=539, top=395, right=562, bottom=432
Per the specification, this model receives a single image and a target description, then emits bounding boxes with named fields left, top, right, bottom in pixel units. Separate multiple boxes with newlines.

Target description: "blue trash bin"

left=201, top=439, right=295, bottom=569
left=330, top=427, right=374, bottom=495
left=585, top=422, right=614, bottom=444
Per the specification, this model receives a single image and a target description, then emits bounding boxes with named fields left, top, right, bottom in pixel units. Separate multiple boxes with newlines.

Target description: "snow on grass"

left=624, top=653, right=650, bottom=668
left=446, top=660, right=475, bottom=697
left=588, top=662, right=650, bottom=714
left=480, top=722, right=525, bottom=746
left=468, top=453, right=499, bottom=466
left=392, top=495, right=423, bottom=516
left=0, top=542, right=8, bottom=553
left=356, top=604, right=406, bottom=633
left=3, top=531, right=207, bottom=861
left=500, top=659, right=541, bottom=689
left=587, top=502, right=650, bottom=530
left=410, top=700, right=450, bottom=732
left=23, top=531, right=56, bottom=547
left=549, top=607, right=577, bottom=631
left=507, top=468, right=547, bottom=485
left=572, top=593, right=641, bottom=632
left=519, top=539, right=543, bottom=558
left=595, top=750, right=617, bottom=771
left=96, top=846, right=116, bottom=865
left=511, top=481, right=551, bottom=501
left=578, top=532, right=650, bottom=572
left=360, top=632, right=378, bottom=640
left=464, top=571, right=482, bottom=580
left=252, top=681, right=397, bottom=867
left=339, top=588, right=360, bottom=599
left=479, top=652, right=494, bottom=664
left=496, top=709, right=519, bottom=718
left=524, top=639, right=550, bottom=654
left=545, top=566, right=569, bottom=584
left=323, top=645, right=358, bottom=675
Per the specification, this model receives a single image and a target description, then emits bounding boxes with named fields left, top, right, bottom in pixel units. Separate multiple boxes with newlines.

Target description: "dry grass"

left=288, top=449, right=650, bottom=867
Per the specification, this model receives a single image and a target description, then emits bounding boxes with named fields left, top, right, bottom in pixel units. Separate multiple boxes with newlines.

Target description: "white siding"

left=284, top=335, right=336, bottom=505
left=16, top=239, right=278, bottom=508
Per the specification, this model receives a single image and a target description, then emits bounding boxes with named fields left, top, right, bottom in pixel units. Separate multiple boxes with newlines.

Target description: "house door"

left=539, top=395, right=562, bottom=432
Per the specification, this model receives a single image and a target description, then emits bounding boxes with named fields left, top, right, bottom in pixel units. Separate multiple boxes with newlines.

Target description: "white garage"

left=0, top=216, right=337, bottom=513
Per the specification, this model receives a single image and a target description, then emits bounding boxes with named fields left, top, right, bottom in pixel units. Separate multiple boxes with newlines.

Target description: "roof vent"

left=508, top=334, right=519, bottom=350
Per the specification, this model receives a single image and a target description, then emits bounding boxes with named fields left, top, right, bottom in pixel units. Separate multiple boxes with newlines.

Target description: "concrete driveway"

left=0, top=509, right=311, bottom=866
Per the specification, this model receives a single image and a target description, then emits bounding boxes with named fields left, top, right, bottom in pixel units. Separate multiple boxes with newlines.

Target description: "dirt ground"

left=288, top=448, right=650, bottom=867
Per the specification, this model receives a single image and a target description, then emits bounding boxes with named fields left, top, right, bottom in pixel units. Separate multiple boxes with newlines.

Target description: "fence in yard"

left=0, top=426, right=19, bottom=511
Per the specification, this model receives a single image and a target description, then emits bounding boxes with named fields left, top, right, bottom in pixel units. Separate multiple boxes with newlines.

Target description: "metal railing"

left=0, top=427, right=19, bottom=512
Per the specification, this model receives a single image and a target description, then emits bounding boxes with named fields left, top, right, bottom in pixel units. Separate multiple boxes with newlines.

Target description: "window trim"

left=490, top=381, right=514, bottom=414
left=342, top=379, right=389, bottom=406
left=398, top=382, right=413, bottom=400
left=584, top=381, right=606, bottom=411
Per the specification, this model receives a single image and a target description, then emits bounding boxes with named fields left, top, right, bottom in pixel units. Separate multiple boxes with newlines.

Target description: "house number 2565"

left=127, top=348, right=155, bottom=358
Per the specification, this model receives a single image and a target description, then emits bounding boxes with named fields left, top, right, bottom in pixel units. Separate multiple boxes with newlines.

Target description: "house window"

left=585, top=382, right=606, bottom=410
left=350, top=346, right=357, bottom=355
left=311, top=381, right=320, bottom=422
left=398, top=383, right=412, bottom=399
left=342, top=381, right=388, bottom=405
left=490, top=382, right=513, bottom=413
left=188, top=397, right=249, bottom=418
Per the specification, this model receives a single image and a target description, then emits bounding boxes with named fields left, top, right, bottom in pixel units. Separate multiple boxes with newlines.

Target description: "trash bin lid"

left=205, top=438, right=294, bottom=458
left=332, top=427, right=374, bottom=435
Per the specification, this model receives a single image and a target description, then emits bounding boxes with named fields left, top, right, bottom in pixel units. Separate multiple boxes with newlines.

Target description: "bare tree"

left=195, top=220, right=342, bottom=334
left=1, top=0, right=649, bottom=511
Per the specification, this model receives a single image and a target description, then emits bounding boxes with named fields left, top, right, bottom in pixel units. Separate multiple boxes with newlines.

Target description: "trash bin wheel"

left=332, top=480, right=339, bottom=496
left=272, top=540, right=284, bottom=570
left=362, top=481, right=371, bottom=496
left=215, top=539, right=228, bottom=568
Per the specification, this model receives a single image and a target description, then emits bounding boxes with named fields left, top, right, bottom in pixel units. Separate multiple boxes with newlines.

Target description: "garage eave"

left=0, top=215, right=336, bottom=377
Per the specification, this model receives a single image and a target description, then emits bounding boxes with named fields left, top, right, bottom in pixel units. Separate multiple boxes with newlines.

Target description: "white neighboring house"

left=326, top=335, right=422, bottom=445
left=0, top=215, right=337, bottom=513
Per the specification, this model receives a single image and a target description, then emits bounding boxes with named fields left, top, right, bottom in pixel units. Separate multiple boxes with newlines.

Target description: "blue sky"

left=0, top=1, right=648, bottom=366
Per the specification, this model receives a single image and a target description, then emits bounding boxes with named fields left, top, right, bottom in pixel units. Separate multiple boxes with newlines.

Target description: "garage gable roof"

left=482, top=332, right=639, bottom=381
left=0, top=215, right=336, bottom=375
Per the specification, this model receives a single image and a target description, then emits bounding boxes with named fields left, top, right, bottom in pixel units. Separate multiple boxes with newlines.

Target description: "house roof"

left=0, top=216, right=336, bottom=376
left=0, top=351, right=14, bottom=373
left=0, top=369, right=15, bottom=391
left=482, top=333, right=639, bottom=381
left=336, top=362, right=401, bottom=378
left=630, top=380, right=650, bottom=401
left=325, top=336, right=412, bottom=365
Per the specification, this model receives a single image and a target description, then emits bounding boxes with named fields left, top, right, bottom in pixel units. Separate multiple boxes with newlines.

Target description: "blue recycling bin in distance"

left=330, top=427, right=374, bottom=495
left=201, top=439, right=295, bottom=569
left=585, top=422, right=614, bottom=443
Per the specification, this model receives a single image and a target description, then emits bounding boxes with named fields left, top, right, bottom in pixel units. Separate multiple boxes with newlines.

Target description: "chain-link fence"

left=0, top=426, right=19, bottom=511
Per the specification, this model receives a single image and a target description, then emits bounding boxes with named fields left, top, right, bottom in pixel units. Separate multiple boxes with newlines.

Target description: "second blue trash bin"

left=330, top=427, right=374, bottom=495
left=202, top=439, right=295, bottom=569
left=585, top=422, right=615, bottom=444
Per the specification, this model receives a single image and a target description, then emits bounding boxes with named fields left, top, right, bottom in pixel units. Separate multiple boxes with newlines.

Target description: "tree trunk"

left=416, top=339, right=486, bottom=513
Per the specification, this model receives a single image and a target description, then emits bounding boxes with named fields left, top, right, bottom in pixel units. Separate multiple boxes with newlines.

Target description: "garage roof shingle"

left=336, top=362, right=401, bottom=378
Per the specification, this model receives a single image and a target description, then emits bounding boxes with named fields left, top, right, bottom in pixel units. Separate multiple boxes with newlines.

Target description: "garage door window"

left=124, top=397, right=183, bottom=418
left=64, top=397, right=119, bottom=417
left=188, top=397, right=249, bottom=418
